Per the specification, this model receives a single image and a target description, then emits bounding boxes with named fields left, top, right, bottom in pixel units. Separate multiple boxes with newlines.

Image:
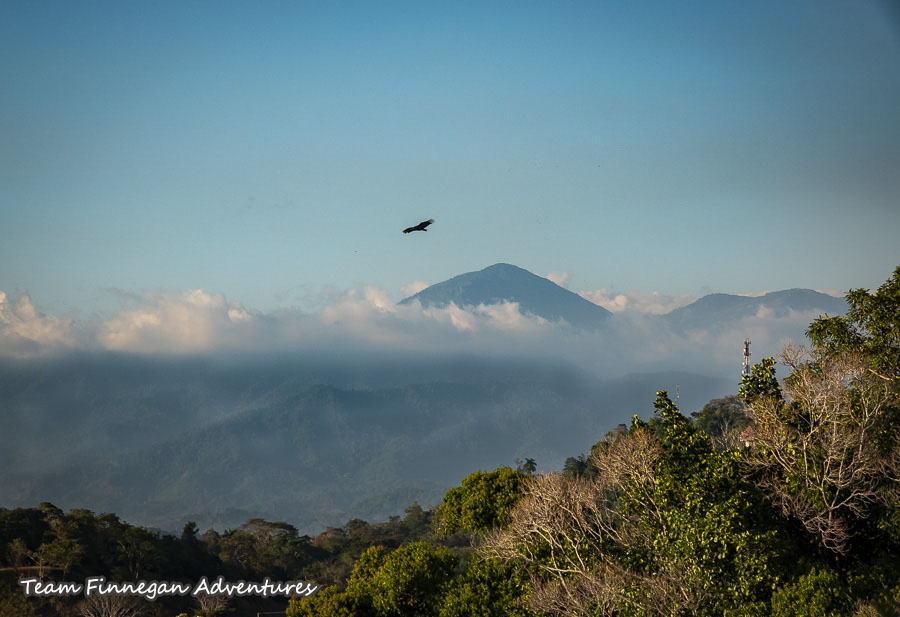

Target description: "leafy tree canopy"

left=807, top=265, right=900, bottom=378
left=436, top=466, right=524, bottom=537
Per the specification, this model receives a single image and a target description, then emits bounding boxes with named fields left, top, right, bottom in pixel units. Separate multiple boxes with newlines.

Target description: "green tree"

left=769, top=567, right=851, bottom=617
left=438, top=558, right=532, bottom=617
left=516, top=458, right=537, bottom=476
left=743, top=344, right=900, bottom=555
left=287, top=585, right=372, bottom=617
left=562, top=453, right=593, bottom=478
left=368, top=542, right=456, bottom=616
left=0, top=578, right=39, bottom=617
left=437, top=467, right=523, bottom=536
left=690, top=394, right=750, bottom=440
left=484, top=392, right=781, bottom=617
left=807, top=265, right=900, bottom=379
left=288, top=543, right=456, bottom=617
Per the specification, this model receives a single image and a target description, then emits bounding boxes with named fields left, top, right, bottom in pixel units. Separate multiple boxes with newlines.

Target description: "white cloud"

left=579, top=289, right=696, bottom=315
left=0, top=291, right=78, bottom=353
left=816, top=289, right=846, bottom=298
left=400, top=280, right=430, bottom=298
left=541, top=271, right=570, bottom=288
left=98, top=289, right=257, bottom=353
left=0, top=285, right=842, bottom=383
left=580, top=289, right=629, bottom=312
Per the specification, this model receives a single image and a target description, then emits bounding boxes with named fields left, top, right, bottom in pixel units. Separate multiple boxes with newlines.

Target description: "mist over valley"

left=0, top=264, right=847, bottom=533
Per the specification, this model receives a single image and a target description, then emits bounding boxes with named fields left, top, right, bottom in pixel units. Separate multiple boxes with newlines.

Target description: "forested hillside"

left=1, top=355, right=730, bottom=533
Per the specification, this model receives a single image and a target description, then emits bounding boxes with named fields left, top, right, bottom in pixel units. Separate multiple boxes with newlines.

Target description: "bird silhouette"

left=403, top=219, right=434, bottom=234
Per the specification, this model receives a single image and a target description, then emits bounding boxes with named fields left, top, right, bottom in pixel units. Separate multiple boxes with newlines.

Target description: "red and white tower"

left=742, top=338, right=752, bottom=377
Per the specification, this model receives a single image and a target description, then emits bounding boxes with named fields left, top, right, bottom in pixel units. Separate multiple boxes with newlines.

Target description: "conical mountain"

left=400, top=263, right=612, bottom=330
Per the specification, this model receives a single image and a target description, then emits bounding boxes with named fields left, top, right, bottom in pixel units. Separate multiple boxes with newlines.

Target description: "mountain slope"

left=401, top=263, right=612, bottom=330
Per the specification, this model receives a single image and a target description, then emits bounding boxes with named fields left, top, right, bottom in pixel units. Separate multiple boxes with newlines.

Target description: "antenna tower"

left=742, top=338, right=752, bottom=377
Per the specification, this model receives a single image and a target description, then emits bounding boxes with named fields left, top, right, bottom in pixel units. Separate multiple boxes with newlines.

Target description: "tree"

left=740, top=267, right=900, bottom=556
left=438, top=557, right=533, bottom=617
left=5, top=538, right=28, bottom=572
left=807, top=265, right=900, bottom=379
left=288, top=543, right=456, bottom=617
left=516, top=458, right=537, bottom=476
left=0, top=578, right=39, bottom=617
left=562, top=453, right=593, bottom=478
left=769, top=567, right=851, bottom=617
left=690, top=394, right=750, bottom=444
left=194, top=592, right=230, bottom=616
left=368, top=542, right=456, bottom=616
left=287, top=585, right=371, bottom=617
left=742, top=343, right=900, bottom=555
left=114, top=526, right=159, bottom=580
left=34, top=535, right=83, bottom=576
left=483, top=392, right=779, bottom=617
left=77, top=594, right=146, bottom=617
left=436, top=466, right=523, bottom=536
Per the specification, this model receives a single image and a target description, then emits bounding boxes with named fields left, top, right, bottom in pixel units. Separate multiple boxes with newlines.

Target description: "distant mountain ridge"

left=664, top=288, right=848, bottom=331
left=400, top=263, right=612, bottom=330
left=402, top=263, right=847, bottom=331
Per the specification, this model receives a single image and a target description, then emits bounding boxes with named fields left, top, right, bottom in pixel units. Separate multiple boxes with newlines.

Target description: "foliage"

left=0, top=579, right=39, bottom=617
left=515, top=458, right=537, bottom=476
left=807, top=264, right=900, bottom=378
left=562, top=453, right=595, bottom=479
left=438, top=558, right=532, bottom=617
left=769, top=567, right=851, bottom=617
left=289, top=544, right=536, bottom=617
left=739, top=356, right=782, bottom=406
left=368, top=542, right=456, bottom=616
left=484, top=391, right=782, bottom=617
left=690, top=394, right=750, bottom=441
left=289, top=543, right=457, bottom=617
left=286, top=585, right=371, bottom=617
left=743, top=344, right=900, bottom=555
left=436, top=466, right=524, bottom=536
left=0, top=500, right=440, bottom=617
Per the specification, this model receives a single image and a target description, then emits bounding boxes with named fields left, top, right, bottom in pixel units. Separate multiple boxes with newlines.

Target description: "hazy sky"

left=2, top=1, right=899, bottom=318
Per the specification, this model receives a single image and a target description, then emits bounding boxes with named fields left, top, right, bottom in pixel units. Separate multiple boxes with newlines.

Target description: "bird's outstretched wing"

left=403, top=218, right=435, bottom=234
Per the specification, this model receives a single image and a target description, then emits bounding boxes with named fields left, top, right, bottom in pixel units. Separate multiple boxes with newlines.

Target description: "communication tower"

left=742, top=338, right=752, bottom=377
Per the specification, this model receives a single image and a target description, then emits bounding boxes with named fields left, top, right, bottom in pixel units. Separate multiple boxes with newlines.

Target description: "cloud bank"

left=578, top=289, right=697, bottom=315
left=0, top=285, right=836, bottom=382
left=0, top=291, right=79, bottom=354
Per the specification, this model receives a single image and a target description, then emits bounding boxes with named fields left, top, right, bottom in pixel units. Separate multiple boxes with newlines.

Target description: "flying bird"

left=403, top=218, right=434, bottom=234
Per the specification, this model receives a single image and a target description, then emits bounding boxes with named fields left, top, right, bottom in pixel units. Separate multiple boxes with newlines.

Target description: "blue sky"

left=2, top=1, right=899, bottom=320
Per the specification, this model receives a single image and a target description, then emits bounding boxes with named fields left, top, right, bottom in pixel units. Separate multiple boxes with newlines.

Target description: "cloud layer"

left=0, top=284, right=836, bottom=382
left=0, top=291, right=78, bottom=354
left=578, top=289, right=697, bottom=314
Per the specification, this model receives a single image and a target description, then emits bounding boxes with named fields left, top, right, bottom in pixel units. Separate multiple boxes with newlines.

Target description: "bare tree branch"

left=744, top=344, right=900, bottom=554
left=77, top=594, right=146, bottom=617
left=482, top=430, right=708, bottom=616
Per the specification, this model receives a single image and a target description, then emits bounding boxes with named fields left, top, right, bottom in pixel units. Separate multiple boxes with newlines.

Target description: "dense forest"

left=2, top=266, right=899, bottom=617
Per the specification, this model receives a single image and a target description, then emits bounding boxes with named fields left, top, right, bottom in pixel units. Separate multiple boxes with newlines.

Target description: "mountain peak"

left=400, top=263, right=611, bottom=330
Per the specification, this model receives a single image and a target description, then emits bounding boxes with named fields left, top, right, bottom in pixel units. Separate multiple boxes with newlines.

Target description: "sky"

left=2, top=1, right=900, bottom=332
